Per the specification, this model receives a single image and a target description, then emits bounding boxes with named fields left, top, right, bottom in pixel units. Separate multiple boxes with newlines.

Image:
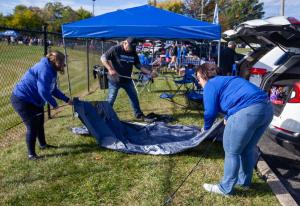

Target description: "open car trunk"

left=223, top=16, right=300, bottom=83
left=269, top=79, right=298, bottom=116
left=261, top=55, right=300, bottom=116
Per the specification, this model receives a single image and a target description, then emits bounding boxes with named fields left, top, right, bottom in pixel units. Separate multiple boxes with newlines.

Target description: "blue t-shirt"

left=203, top=76, right=268, bottom=130
left=13, top=57, right=69, bottom=108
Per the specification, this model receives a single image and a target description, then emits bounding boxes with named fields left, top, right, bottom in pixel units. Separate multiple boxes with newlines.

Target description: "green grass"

left=0, top=42, right=97, bottom=133
left=0, top=74, right=279, bottom=206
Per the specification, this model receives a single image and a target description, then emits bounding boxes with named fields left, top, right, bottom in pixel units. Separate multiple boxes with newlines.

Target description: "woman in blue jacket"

left=196, top=63, right=273, bottom=195
left=11, top=51, right=72, bottom=160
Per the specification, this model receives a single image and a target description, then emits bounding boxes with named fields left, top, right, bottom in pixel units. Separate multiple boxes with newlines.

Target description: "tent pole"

left=208, top=42, right=211, bottom=60
left=86, top=39, right=90, bottom=93
left=217, top=40, right=221, bottom=67
left=62, top=37, right=74, bottom=116
left=63, top=37, right=72, bottom=97
left=151, top=40, right=154, bottom=70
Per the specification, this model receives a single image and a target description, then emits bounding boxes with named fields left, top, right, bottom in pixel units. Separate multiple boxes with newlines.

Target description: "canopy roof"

left=62, top=5, right=221, bottom=40
left=2, top=30, right=19, bottom=37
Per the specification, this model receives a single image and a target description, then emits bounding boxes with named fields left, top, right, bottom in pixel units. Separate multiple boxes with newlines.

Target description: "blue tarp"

left=73, top=98, right=223, bottom=155
left=62, top=5, right=221, bottom=40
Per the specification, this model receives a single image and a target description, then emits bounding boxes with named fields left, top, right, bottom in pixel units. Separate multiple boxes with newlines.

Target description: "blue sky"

left=0, top=0, right=299, bottom=19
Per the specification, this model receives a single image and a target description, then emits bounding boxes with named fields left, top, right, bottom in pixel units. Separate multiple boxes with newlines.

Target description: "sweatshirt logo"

left=120, top=55, right=134, bottom=63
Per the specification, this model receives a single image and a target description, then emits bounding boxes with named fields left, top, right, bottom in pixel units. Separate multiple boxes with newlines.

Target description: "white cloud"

left=93, top=2, right=146, bottom=15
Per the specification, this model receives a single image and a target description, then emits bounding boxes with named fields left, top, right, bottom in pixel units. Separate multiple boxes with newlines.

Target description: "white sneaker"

left=203, top=183, right=228, bottom=196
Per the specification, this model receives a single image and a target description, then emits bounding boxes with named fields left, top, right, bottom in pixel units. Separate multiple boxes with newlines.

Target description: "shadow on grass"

left=234, top=182, right=274, bottom=197
left=151, top=89, right=185, bottom=94
left=172, top=111, right=204, bottom=119
left=178, top=140, right=224, bottom=160
left=160, top=140, right=224, bottom=204
left=41, top=143, right=100, bottom=158
left=51, top=114, right=74, bottom=119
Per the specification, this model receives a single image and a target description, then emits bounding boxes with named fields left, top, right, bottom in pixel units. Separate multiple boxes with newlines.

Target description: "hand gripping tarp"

left=73, top=98, right=223, bottom=155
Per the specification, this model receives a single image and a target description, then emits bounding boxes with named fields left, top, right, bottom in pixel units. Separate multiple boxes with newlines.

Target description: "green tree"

left=43, top=2, right=92, bottom=32
left=184, top=0, right=264, bottom=31
left=77, top=7, right=92, bottom=20
left=14, top=5, right=28, bottom=14
left=148, top=0, right=185, bottom=14
left=7, top=6, right=43, bottom=30
left=0, top=13, right=8, bottom=27
left=225, top=0, right=264, bottom=28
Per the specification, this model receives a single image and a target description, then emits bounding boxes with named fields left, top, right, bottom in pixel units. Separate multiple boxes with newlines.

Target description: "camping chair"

left=159, top=67, right=196, bottom=107
left=133, top=54, right=154, bottom=93
left=184, top=74, right=204, bottom=110
left=174, top=67, right=195, bottom=90
left=133, top=72, right=153, bottom=93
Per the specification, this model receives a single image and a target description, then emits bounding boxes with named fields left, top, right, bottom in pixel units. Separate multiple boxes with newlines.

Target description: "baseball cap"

left=126, top=37, right=138, bottom=50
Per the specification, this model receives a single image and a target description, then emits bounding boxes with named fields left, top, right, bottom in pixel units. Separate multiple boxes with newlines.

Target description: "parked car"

left=223, top=16, right=300, bottom=155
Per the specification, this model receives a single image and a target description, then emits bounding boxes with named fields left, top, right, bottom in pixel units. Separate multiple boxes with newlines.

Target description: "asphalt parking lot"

left=258, top=134, right=300, bottom=205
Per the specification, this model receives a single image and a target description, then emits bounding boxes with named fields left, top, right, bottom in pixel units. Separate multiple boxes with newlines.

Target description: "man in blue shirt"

left=196, top=63, right=273, bottom=195
left=11, top=51, right=72, bottom=160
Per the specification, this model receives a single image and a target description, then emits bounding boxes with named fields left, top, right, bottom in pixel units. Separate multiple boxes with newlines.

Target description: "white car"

left=224, top=16, right=300, bottom=155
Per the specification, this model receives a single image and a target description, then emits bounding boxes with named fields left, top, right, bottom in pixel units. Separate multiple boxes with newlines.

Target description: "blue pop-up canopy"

left=62, top=5, right=221, bottom=40
left=2, top=30, right=19, bottom=37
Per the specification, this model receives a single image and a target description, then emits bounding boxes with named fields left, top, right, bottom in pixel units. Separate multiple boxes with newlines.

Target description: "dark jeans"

left=11, top=94, right=46, bottom=156
left=106, top=80, right=143, bottom=117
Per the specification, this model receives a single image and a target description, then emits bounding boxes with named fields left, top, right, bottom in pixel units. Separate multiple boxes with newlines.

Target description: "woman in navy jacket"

left=11, top=51, right=72, bottom=160
left=196, top=63, right=273, bottom=195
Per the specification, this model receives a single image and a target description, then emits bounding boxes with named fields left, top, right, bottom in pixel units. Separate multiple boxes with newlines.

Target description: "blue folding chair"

left=160, top=67, right=199, bottom=109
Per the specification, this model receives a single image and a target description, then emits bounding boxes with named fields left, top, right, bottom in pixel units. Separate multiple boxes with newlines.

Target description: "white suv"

left=224, top=16, right=300, bottom=155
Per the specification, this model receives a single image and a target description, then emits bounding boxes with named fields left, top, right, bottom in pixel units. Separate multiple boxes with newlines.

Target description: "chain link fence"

left=0, top=26, right=115, bottom=139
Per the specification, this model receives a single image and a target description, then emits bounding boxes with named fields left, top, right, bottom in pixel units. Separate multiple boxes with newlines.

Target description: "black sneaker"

left=40, top=144, right=58, bottom=150
left=136, top=113, right=145, bottom=120
left=28, top=155, right=41, bottom=160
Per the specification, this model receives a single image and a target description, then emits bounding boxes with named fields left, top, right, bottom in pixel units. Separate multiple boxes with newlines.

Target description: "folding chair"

left=184, top=74, right=204, bottom=110
left=133, top=72, right=153, bottom=93
left=160, top=67, right=196, bottom=106
left=130, top=54, right=154, bottom=94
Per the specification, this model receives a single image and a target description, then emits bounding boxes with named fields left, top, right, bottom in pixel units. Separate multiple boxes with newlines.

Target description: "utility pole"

left=280, top=0, right=285, bottom=16
left=92, top=0, right=96, bottom=16
left=201, top=0, right=204, bottom=20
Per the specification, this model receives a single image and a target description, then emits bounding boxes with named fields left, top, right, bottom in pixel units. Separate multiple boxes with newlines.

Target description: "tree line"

left=148, top=0, right=264, bottom=31
left=0, top=0, right=264, bottom=32
left=0, top=2, right=92, bottom=32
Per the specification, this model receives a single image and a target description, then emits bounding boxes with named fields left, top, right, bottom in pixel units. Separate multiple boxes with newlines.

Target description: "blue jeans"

left=10, top=94, right=46, bottom=156
left=218, top=102, right=273, bottom=194
left=106, top=80, right=143, bottom=117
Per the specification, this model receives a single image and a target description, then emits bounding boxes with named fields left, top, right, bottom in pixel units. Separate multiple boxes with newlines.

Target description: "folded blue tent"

left=73, top=98, right=223, bottom=155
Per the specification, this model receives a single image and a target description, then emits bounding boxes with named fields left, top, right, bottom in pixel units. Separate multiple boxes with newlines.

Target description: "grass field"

left=0, top=70, right=279, bottom=205
left=0, top=42, right=98, bottom=133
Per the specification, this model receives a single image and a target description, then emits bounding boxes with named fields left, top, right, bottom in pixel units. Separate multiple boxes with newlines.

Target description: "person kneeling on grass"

left=196, top=63, right=273, bottom=196
left=11, top=51, right=72, bottom=160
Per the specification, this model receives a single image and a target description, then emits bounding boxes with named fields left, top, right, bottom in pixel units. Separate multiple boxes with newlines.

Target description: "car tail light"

left=288, top=82, right=300, bottom=103
left=248, top=68, right=267, bottom=75
left=274, top=126, right=296, bottom=135
left=287, top=17, right=300, bottom=25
